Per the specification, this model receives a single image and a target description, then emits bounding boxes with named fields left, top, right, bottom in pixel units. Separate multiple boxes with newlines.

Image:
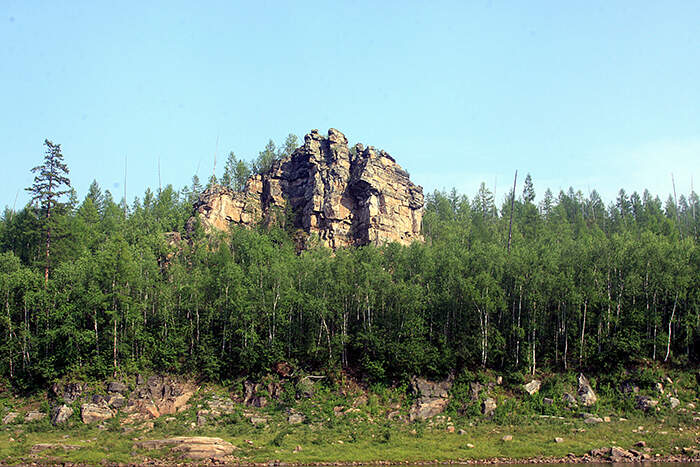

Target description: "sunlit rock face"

left=189, top=128, right=424, bottom=249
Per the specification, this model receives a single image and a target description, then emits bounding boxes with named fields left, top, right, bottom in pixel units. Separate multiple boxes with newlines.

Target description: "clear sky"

left=2, top=1, right=699, bottom=211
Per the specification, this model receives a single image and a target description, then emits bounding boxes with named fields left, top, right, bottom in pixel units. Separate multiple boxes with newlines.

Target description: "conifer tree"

left=25, top=139, right=71, bottom=285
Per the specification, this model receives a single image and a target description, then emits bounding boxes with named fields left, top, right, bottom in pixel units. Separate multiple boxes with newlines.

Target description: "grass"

left=1, top=413, right=698, bottom=465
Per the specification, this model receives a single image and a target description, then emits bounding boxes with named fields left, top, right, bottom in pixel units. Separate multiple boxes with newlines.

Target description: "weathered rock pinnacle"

left=189, top=129, right=424, bottom=249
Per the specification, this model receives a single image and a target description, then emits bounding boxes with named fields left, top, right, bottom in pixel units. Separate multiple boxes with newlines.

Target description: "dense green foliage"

left=1, top=142, right=699, bottom=391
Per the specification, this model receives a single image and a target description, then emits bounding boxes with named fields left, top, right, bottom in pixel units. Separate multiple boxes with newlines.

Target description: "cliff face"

left=190, top=128, right=424, bottom=249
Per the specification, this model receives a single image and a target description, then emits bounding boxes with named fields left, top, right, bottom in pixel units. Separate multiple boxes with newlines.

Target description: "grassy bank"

left=1, top=367, right=698, bottom=465
left=1, top=409, right=698, bottom=464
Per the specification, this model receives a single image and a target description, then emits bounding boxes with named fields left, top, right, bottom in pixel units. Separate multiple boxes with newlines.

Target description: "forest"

left=1, top=139, right=698, bottom=391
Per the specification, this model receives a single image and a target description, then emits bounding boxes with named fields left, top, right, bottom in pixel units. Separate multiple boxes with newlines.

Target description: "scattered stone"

left=52, top=405, right=74, bottom=425
left=655, top=382, right=665, bottom=394
left=543, top=397, right=554, bottom=405
left=482, top=397, right=497, bottom=417
left=584, top=416, right=604, bottom=424
left=502, top=435, right=513, bottom=442
left=669, top=397, right=680, bottom=409
left=466, top=443, right=475, bottom=448
left=2, top=412, right=19, bottom=424
left=250, top=416, right=267, bottom=426
left=135, top=437, right=235, bottom=460
left=288, top=413, right=304, bottom=425
left=687, top=402, right=696, bottom=409
left=81, top=403, right=114, bottom=424
left=554, top=437, right=564, bottom=443
left=446, top=425, right=455, bottom=433
left=496, top=376, right=503, bottom=385
left=524, top=380, right=541, bottom=395
left=458, top=429, right=467, bottom=435
left=577, top=373, right=597, bottom=406
left=635, top=441, right=647, bottom=448
left=603, top=416, right=611, bottom=422
left=24, top=411, right=47, bottom=422
left=294, top=445, right=303, bottom=453
left=31, top=443, right=81, bottom=453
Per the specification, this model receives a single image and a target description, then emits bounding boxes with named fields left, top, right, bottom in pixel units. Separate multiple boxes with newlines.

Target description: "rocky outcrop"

left=123, top=375, right=195, bottom=420
left=189, top=129, right=424, bottom=249
left=81, top=402, right=114, bottom=424
left=409, top=376, right=451, bottom=421
left=577, top=373, right=597, bottom=406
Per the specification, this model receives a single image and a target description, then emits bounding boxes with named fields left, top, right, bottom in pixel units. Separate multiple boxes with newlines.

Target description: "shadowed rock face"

left=189, top=128, right=424, bottom=249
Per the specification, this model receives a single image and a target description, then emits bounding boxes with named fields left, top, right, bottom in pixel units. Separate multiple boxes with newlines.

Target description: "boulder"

left=187, top=129, right=424, bottom=250
left=81, top=403, right=114, bottom=424
left=107, top=381, right=128, bottom=394
left=524, top=380, right=541, bottom=395
left=577, top=373, right=597, bottom=406
left=482, top=397, right=497, bottom=417
left=610, top=446, right=635, bottom=461
left=24, top=411, right=47, bottom=422
left=621, top=381, right=639, bottom=394
left=2, top=412, right=19, bottom=424
left=469, top=382, right=482, bottom=401
left=51, top=405, right=74, bottom=425
left=51, top=382, right=86, bottom=404
left=273, top=361, right=293, bottom=377
left=135, top=437, right=235, bottom=460
left=636, top=396, right=659, bottom=411
left=106, top=393, right=126, bottom=409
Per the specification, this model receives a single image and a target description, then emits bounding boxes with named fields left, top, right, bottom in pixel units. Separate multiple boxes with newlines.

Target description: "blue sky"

left=2, top=1, right=699, bottom=211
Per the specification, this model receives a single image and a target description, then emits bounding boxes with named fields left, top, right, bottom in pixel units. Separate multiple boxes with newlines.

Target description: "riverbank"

left=1, top=368, right=698, bottom=464
left=1, top=415, right=698, bottom=465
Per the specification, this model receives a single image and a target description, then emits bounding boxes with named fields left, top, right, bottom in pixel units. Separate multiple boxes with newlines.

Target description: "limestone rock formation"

left=189, top=129, right=424, bottom=249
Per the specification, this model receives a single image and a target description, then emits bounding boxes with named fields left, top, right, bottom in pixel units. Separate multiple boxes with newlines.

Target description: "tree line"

left=0, top=141, right=698, bottom=390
